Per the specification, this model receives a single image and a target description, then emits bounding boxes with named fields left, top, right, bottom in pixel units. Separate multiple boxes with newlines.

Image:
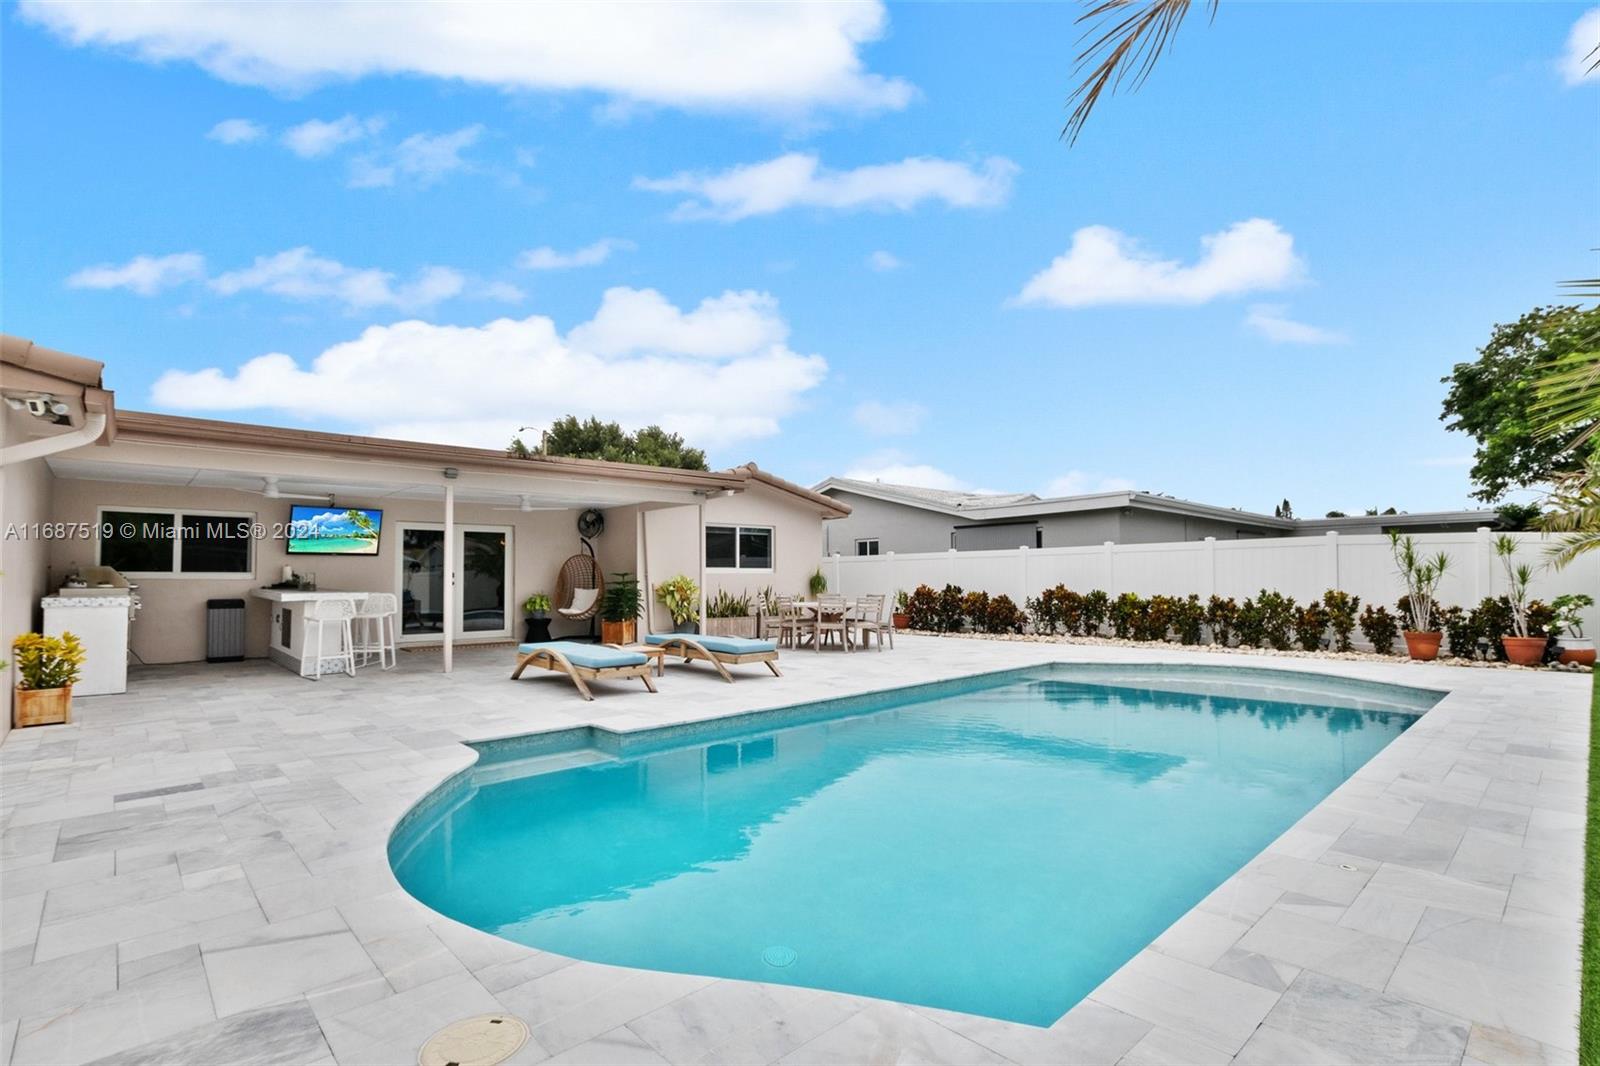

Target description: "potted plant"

left=12, top=631, right=85, bottom=728
left=1495, top=535, right=1546, bottom=665
left=655, top=575, right=701, bottom=633
left=521, top=593, right=552, bottom=643
left=1390, top=532, right=1450, bottom=660
left=892, top=590, right=910, bottom=631
left=706, top=589, right=758, bottom=637
left=1549, top=593, right=1594, bottom=665
left=600, top=572, right=642, bottom=645
left=808, top=568, right=827, bottom=597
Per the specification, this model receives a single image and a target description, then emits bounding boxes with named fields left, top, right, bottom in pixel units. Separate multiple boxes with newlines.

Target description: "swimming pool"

left=389, top=664, right=1439, bottom=1026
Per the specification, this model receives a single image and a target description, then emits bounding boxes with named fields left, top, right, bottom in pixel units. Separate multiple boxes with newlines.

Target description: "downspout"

left=0, top=410, right=107, bottom=466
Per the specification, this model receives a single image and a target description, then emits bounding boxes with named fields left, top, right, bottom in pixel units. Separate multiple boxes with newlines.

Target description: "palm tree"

left=1533, top=273, right=1600, bottom=564
left=1064, top=4, right=1598, bottom=145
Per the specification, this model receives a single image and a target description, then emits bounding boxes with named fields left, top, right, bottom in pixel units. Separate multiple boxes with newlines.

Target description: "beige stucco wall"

left=1, top=456, right=56, bottom=742
left=44, top=478, right=604, bottom=664
left=31, top=475, right=835, bottom=664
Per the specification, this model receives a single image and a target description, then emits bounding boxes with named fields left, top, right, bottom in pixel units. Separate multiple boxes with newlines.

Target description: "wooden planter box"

left=600, top=620, right=637, bottom=646
left=14, top=686, right=72, bottom=728
left=706, top=616, right=759, bottom=638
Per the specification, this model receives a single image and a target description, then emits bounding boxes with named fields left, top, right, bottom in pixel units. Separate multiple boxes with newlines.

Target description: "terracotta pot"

left=893, top=612, right=909, bottom=631
left=599, top=620, right=637, bottom=646
left=1501, top=635, right=1547, bottom=666
left=1556, top=638, right=1596, bottom=666
left=14, top=685, right=72, bottom=728
left=1402, top=631, right=1442, bottom=661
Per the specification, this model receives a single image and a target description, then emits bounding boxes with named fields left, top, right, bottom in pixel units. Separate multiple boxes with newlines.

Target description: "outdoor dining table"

left=790, top=599, right=863, bottom=650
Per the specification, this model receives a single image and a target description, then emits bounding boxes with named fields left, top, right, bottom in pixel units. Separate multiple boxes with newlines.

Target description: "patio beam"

left=443, top=479, right=455, bottom=673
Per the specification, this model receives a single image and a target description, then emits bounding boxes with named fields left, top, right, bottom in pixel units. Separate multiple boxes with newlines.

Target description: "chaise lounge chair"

left=511, top=641, right=656, bottom=700
left=645, top=633, right=782, bottom=682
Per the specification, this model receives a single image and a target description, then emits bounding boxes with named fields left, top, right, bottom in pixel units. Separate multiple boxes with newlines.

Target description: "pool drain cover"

left=763, top=945, right=798, bottom=968
left=418, top=1014, right=529, bottom=1066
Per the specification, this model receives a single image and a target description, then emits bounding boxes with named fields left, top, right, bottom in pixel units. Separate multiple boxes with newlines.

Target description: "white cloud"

left=206, top=117, right=264, bottom=144
left=852, top=400, right=925, bottom=436
left=16, top=1, right=912, bottom=117
left=635, top=153, right=1017, bottom=221
left=568, top=288, right=787, bottom=358
left=844, top=453, right=970, bottom=492
left=66, top=252, right=206, bottom=295
left=1244, top=304, right=1348, bottom=345
left=866, top=250, right=902, bottom=272
left=207, top=248, right=466, bottom=311
left=345, top=124, right=482, bottom=188
left=149, top=288, right=828, bottom=448
left=1013, top=219, right=1305, bottom=308
left=518, top=238, right=635, bottom=271
left=1043, top=471, right=1136, bottom=497
left=1561, top=8, right=1600, bottom=85
left=281, top=114, right=379, bottom=158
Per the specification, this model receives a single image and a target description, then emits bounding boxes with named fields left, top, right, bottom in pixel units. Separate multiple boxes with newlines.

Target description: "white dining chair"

left=303, top=597, right=357, bottom=680
left=352, top=593, right=398, bottom=670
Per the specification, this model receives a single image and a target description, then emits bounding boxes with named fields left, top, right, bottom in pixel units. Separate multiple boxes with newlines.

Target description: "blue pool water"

left=390, top=665, right=1431, bottom=1025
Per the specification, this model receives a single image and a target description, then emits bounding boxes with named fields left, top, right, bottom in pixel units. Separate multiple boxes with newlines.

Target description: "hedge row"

left=902, top=583, right=1554, bottom=660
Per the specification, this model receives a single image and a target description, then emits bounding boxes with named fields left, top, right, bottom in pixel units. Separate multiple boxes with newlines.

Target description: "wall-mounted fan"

left=576, top=508, right=605, bottom=539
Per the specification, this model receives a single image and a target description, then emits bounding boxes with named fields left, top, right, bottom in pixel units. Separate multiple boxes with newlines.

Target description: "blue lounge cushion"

left=646, top=633, right=778, bottom=655
left=517, top=641, right=647, bottom=669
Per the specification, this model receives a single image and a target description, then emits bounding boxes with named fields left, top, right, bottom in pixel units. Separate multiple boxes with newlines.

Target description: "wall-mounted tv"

left=286, top=506, right=384, bottom=555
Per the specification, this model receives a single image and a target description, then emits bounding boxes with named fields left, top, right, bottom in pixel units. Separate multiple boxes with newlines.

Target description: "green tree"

left=1440, top=305, right=1600, bottom=502
left=509, top=416, right=709, bottom=471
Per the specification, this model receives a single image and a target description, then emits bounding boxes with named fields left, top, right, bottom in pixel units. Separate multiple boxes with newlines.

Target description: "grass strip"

left=1582, top=668, right=1598, bottom=1065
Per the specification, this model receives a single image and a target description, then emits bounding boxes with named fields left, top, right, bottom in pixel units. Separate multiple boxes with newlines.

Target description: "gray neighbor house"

left=814, top=478, right=1501, bottom=556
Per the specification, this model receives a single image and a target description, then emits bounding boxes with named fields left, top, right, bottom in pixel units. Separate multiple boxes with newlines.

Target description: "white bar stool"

left=303, top=597, right=356, bottom=680
left=352, top=593, right=398, bottom=670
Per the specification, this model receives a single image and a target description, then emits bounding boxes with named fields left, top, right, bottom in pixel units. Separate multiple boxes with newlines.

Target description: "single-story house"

left=814, top=477, right=1499, bottom=556
left=1, top=334, right=847, bottom=739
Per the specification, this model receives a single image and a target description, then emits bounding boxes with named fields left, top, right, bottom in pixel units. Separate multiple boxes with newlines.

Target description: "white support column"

left=697, top=502, right=707, bottom=631
left=443, top=482, right=455, bottom=674
left=831, top=551, right=842, bottom=593
left=638, top=509, right=652, bottom=636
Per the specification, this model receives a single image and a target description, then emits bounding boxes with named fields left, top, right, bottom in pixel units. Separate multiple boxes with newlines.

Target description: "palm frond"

left=1540, top=454, right=1600, bottom=567
left=1062, top=0, right=1217, bottom=146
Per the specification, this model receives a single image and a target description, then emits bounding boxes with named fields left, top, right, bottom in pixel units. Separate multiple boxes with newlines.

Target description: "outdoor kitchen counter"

left=251, top=588, right=372, bottom=677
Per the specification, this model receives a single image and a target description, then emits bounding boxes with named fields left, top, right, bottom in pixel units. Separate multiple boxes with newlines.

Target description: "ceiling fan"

left=491, top=494, right=570, bottom=513
left=257, top=476, right=335, bottom=504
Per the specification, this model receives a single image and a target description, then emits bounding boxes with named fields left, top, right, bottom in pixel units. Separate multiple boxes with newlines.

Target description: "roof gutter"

left=1, top=409, right=109, bottom=466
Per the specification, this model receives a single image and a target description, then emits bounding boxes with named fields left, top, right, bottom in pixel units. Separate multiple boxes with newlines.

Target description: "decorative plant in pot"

left=1548, top=593, right=1594, bottom=665
left=12, top=631, right=85, bottom=728
left=521, top=593, right=552, bottom=643
left=808, top=568, right=827, bottom=597
left=1389, top=532, right=1451, bottom=660
left=706, top=589, right=758, bottom=638
left=655, top=575, right=701, bottom=634
left=892, top=590, right=910, bottom=631
left=600, top=572, right=642, bottom=646
left=1494, top=536, right=1546, bottom=665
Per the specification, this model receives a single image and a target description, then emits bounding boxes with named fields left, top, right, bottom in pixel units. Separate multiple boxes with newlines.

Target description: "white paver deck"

left=0, top=637, right=1588, bottom=1065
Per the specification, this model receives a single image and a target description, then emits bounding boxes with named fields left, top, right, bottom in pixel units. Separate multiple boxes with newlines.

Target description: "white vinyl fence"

left=823, top=530, right=1600, bottom=644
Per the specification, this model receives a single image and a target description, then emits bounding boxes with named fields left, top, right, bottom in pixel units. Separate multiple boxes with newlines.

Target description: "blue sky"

left=4, top=1, right=1596, bottom=516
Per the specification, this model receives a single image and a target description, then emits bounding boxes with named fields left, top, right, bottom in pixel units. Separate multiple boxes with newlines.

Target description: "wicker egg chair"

left=554, top=553, right=604, bottom=638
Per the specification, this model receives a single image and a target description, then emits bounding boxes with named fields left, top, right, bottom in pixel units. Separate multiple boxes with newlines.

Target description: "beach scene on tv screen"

left=288, top=507, right=382, bottom=554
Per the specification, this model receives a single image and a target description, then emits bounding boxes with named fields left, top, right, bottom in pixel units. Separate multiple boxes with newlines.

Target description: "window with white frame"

left=706, top=524, right=773, bottom=570
left=856, top=538, right=880, bottom=556
left=98, top=508, right=254, bottom=576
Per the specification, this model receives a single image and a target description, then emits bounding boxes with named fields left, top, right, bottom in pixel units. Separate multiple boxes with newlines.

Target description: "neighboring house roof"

left=813, top=476, right=1499, bottom=532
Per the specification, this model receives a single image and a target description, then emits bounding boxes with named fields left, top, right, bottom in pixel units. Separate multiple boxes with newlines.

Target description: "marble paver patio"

left=0, top=637, right=1588, bottom=1065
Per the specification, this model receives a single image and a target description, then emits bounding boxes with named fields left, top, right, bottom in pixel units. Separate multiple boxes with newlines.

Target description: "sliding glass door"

left=397, top=524, right=513, bottom=640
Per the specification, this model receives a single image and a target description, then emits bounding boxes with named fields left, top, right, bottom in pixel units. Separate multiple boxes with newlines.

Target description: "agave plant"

left=1389, top=532, right=1451, bottom=634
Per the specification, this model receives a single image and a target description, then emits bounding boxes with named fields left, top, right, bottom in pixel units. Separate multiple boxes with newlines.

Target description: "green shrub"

left=1322, top=590, right=1361, bottom=652
left=984, top=595, right=1026, bottom=634
left=934, top=584, right=966, bottom=632
left=1110, top=592, right=1146, bottom=639
left=1140, top=595, right=1179, bottom=642
left=961, top=590, right=990, bottom=632
left=1256, top=590, right=1298, bottom=650
left=1295, top=602, right=1331, bottom=652
left=1360, top=604, right=1399, bottom=655
left=1235, top=597, right=1266, bottom=647
left=1080, top=590, right=1110, bottom=635
left=1471, top=596, right=1514, bottom=659
left=1206, top=596, right=1238, bottom=646
left=905, top=584, right=940, bottom=631
left=1173, top=594, right=1206, bottom=645
left=1025, top=588, right=1059, bottom=635
left=1441, top=604, right=1478, bottom=658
